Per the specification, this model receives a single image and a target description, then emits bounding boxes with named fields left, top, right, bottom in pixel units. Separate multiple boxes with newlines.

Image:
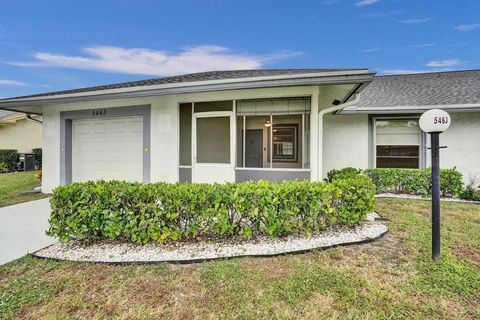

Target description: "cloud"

left=453, top=24, right=480, bottom=32
left=426, top=59, right=460, bottom=67
left=400, top=18, right=432, bottom=25
left=355, top=0, right=380, bottom=7
left=0, top=79, right=26, bottom=86
left=9, top=45, right=301, bottom=76
left=362, top=47, right=382, bottom=53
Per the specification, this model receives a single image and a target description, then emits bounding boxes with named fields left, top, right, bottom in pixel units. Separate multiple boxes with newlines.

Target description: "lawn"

left=0, top=171, right=49, bottom=207
left=0, top=198, right=479, bottom=319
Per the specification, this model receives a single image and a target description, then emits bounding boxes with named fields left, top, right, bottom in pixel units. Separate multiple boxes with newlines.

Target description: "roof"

left=0, top=68, right=374, bottom=114
left=339, top=69, right=480, bottom=114
left=0, top=110, right=19, bottom=119
left=0, top=110, right=26, bottom=125
left=1, top=68, right=367, bottom=100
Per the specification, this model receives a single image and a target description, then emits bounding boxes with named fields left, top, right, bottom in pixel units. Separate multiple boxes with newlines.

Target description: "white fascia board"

left=337, top=103, right=480, bottom=114
left=0, top=70, right=374, bottom=108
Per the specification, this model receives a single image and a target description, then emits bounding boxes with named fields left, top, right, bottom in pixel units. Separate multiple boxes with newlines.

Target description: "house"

left=0, top=68, right=478, bottom=193
left=0, top=110, right=42, bottom=153
left=335, top=69, right=480, bottom=184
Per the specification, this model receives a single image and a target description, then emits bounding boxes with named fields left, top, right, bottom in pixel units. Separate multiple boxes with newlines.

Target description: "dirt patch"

left=241, top=256, right=297, bottom=281
left=453, top=244, right=480, bottom=268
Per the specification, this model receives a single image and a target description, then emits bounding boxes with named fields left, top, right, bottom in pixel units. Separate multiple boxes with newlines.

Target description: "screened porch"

left=178, top=97, right=312, bottom=183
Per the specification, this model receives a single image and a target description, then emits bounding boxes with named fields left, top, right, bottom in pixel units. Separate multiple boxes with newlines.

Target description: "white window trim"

left=373, top=116, right=422, bottom=169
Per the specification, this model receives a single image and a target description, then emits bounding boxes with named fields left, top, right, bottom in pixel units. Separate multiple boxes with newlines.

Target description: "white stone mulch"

left=376, top=193, right=480, bottom=204
left=34, top=213, right=387, bottom=264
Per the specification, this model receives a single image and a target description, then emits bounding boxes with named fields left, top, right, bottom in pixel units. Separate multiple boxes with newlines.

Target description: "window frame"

left=373, top=116, right=425, bottom=169
left=271, top=124, right=299, bottom=162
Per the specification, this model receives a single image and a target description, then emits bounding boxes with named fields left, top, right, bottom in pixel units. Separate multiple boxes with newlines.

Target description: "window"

left=196, top=116, right=230, bottom=163
left=236, top=98, right=310, bottom=169
left=272, top=125, right=297, bottom=161
left=375, top=119, right=420, bottom=169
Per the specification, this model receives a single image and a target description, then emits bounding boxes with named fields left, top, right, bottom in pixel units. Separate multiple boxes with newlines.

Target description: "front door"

left=192, top=112, right=235, bottom=183
left=245, top=129, right=263, bottom=167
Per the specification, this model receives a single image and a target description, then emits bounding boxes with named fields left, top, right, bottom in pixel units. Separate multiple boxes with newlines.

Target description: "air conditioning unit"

left=16, top=153, right=36, bottom=171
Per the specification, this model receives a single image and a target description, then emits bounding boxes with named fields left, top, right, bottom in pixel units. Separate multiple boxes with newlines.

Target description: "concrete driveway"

left=0, top=198, right=56, bottom=265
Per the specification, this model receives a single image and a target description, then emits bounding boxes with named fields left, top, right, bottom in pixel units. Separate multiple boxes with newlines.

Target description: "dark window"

left=194, top=100, right=233, bottom=112
left=179, top=103, right=192, bottom=166
left=376, top=145, right=419, bottom=169
left=375, top=119, right=420, bottom=169
left=272, top=126, right=297, bottom=162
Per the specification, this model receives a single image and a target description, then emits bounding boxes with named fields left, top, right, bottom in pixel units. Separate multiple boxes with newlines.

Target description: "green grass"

left=0, top=171, right=48, bottom=207
left=0, top=198, right=479, bottom=319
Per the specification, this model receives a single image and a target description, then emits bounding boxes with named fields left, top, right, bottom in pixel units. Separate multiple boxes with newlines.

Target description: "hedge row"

left=326, top=167, right=464, bottom=197
left=0, top=149, right=18, bottom=172
left=47, top=177, right=376, bottom=244
left=32, top=148, right=42, bottom=169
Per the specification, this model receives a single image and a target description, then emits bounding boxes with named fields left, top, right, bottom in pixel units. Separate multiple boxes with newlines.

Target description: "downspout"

left=317, top=92, right=361, bottom=180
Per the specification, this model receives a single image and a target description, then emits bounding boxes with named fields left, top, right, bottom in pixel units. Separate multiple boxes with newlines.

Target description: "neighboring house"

left=0, top=110, right=42, bottom=153
left=333, top=69, right=480, bottom=185
left=0, top=68, right=478, bottom=193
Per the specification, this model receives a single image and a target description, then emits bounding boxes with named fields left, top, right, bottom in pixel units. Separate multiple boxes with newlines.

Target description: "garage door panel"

left=72, top=116, right=143, bottom=183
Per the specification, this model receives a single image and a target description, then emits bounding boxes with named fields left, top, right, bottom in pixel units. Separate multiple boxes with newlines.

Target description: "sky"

left=0, top=0, right=479, bottom=98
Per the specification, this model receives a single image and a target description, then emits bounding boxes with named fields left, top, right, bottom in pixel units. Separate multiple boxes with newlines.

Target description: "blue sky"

left=0, top=0, right=479, bottom=98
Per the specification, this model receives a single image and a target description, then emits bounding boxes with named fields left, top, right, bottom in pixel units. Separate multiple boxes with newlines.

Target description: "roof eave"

left=336, top=103, right=480, bottom=115
left=0, top=71, right=375, bottom=112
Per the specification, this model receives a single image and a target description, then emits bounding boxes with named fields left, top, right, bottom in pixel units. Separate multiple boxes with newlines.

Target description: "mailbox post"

left=419, top=109, right=451, bottom=260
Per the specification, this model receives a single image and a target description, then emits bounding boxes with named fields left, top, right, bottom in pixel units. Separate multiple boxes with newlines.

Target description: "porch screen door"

left=192, top=112, right=235, bottom=183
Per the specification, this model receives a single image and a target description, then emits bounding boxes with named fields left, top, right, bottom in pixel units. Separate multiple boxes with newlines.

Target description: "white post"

left=242, top=115, right=246, bottom=168
left=310, top=91, right=319, bottom=181
left=269, top=114, right=273, bottom=168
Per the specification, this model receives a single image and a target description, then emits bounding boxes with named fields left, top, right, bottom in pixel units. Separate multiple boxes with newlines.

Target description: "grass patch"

left=0, top=171, right=48, bottom=207
left=0, top=198, right=479, bottom=319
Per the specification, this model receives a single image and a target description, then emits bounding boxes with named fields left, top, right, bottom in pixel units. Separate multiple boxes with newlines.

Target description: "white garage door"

left=72, top=116, right=143, bottom=182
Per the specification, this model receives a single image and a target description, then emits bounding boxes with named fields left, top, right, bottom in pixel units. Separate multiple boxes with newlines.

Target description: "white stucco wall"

left=426, top=112, right=480, bottom=186
left=322, top=113, right=369, bottom=177
left=42, top=85, right=355, bottom=192
left=322, top=111, right=480, bottom=186
left=0, top=117, right=42, bottom=153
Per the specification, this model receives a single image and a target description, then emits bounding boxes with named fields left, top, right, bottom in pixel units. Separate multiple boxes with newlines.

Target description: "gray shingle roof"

left=0, top=68, right=365, bottom=101
left=356, top=69, right=480, bottom=109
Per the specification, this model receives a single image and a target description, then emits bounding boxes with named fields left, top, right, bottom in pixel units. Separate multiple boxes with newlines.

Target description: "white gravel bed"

left=376, top=193, right=480, bottom=204
left=34, top=213, right=387, bottom=263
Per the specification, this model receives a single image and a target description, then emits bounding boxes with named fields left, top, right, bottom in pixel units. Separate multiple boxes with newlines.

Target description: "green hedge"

left=460, top=185, right=480, bottom=201
left=32, top=148, right=42, bottom=169
left=47, top=177, right=376, bottom=244
left=0, top=149, right=18, bottom=172
left=326, top=167, right=463, bottom=197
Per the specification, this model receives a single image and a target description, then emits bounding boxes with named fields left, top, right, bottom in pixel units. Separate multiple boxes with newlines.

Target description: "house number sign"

left=419, top=109, right=451, bottom=133
left=91, top=108, right=107, bottom=117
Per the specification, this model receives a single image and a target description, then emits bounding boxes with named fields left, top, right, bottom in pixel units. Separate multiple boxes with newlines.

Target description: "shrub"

left=363, top=168, right=431, bottom=195
left=460, top=178, right=480, bottom=202
left=326, top=167, right=464, bottom=197
left=32, top=148, right=42, bottom=169
left=0, top=162, right=9, bottom=173
left=0, top=149, right=17, bottom=172
left=325, top=167, right=362, bottom=182
left=439, top=168, right=464, bottom=197
left=47, top=177, right=376, bottom=244
left=365, top=168, right=463, bottom=197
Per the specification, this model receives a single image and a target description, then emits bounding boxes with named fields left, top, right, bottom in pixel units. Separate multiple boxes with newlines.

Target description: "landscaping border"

left=33, top=213, right=387, bottom=264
